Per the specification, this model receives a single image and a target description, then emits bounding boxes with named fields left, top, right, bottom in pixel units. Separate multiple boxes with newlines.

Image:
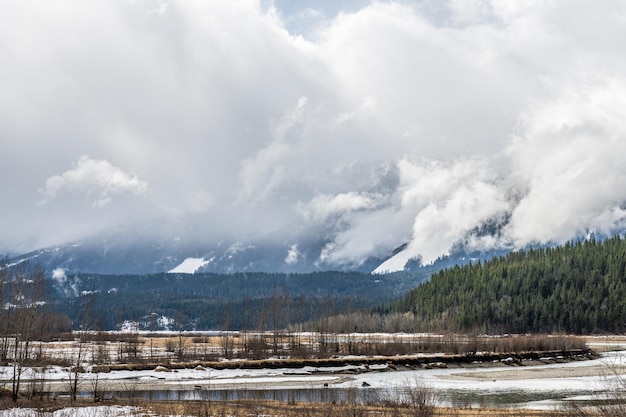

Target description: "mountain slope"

left=9, top=235, right=385, bottom=275
left=51, top=270, right=429, bottom=330
left=395, top=236, right=626, bottom=334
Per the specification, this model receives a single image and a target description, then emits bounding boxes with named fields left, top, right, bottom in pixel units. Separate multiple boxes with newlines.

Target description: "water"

left=71, top=386, right=599, bottom=409
left=59, top=351, right=626, bottom=410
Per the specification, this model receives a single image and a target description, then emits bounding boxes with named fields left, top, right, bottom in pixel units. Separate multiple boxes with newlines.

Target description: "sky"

left=2, top=0, right=626, bottom=271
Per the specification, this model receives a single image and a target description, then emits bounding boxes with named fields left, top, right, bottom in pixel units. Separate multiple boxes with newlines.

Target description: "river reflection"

left=74, top=386, right=596, bottom=409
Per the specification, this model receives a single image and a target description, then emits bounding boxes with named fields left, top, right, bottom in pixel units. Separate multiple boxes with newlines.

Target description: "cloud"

left=505, top=77, right=626, bottom=246
left=285, top=244, right=300, bottom=265
left=39, top=156, right=147, bottom=208
left=1, top=0, right=626, bottom=271
left=303, top=191, right=389, bottom=223
left=314, top=157, right=510, bottom=268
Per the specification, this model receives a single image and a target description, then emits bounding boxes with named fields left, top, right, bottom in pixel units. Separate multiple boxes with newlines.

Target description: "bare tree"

left=220, top=301, right=234, bottom=359
left=7, top=262, right=46, bottom=402
left=564, top=358, right=626, bottom=417
left=0, top=256, right=10, bottom=365
left=69, top=294, right=97, bottom=402
left=175, top=312, right=188, bottom=361
left=270, top=285, right=288, bottom=357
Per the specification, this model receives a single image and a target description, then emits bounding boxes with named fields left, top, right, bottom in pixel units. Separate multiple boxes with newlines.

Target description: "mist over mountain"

left=9, top=226, right=387, bottom=275
left=3, top=1, right=626, bottom=272
left=9, top=214, right=518, bottom=276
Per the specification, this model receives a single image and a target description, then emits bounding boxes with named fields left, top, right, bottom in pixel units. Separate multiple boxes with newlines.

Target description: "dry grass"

left=0, top=397, right=597, bottom=416
left=22, top=332, right=588, bottom=370
left=91, top=347, right=595, bottom=374
left=141, top=399, right=567, bottom=417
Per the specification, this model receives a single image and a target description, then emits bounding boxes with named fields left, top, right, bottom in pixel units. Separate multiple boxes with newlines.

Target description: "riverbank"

left=93, top=348, right=597, bottom=372
left=2, top=349, right=623, bottom=411
left=0, top=400, right=567, bottom=417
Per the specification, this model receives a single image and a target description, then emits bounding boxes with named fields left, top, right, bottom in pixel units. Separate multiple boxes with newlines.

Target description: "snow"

left=119, top=320, right=140, bottom=333
left=0, top=406, right=142, bottom=417
left=285, top=244, right=300, bottom=265
left=0, top=349, right=623, bottom=411
left=157, top=315, right=175, bottom=330
left=168, top=257, right=209, bottom=274
left=52, top=268, right=66, bottom=280
left=372, top=249, right=414, bottom=274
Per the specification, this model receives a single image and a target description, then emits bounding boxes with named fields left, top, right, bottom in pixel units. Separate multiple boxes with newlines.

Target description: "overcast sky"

left=2, top=0, right=626, bottom=270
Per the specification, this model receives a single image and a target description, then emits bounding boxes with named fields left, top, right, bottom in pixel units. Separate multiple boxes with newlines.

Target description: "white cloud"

left=505, top=77, right=626, bottom=246
left=51, top=268, right=66, bottom=282
left=1, top=0, right=626, bottom=269
left=303, top=191, right=388, bottom=223
left=39, top=156, right=147, bottom=208
left=314, top=157, right=510, bottom=268
left=285, top=244, right=300, bottom=265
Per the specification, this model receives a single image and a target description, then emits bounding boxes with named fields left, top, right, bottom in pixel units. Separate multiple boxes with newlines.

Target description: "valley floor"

left=2, top=334, right=626, bottom=413
left=1, top=348, right=624, bottom=410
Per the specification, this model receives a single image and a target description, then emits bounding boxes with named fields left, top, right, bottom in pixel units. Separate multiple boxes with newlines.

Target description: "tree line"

left=394, top=235, right=626, bottom=334
left=0, top=258, right=70, bottom=401
left=52, top=270, right=427, bottom=331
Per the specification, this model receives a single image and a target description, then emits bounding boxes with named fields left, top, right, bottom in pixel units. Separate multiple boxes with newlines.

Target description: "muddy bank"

left=438, top=362, right=625, bottom=381
left=93, top=349, right=597, bottom=373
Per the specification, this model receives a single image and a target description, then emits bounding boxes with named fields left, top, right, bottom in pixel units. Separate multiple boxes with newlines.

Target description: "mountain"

left=7, top=212, right=531, bottom=276
left=49, top=270, right=428, bottom=331
left=8, top=234, right=389, bottom=276
left=394, top=235, right=626, bottom=334
left=9, top=230, right=513, bottom=277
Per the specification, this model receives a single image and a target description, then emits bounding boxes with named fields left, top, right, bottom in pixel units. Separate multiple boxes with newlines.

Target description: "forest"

left=4, top=235, right=626, bottom=334
left=51, top=270, right=428, bottom=331
left=395, top=235, right=626, bottom=334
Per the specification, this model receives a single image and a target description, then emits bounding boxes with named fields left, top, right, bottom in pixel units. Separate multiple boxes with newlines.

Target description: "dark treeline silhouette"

left=9, top=235, right=626, bottom=337
left=394, top=236, right=626, bottom=334
left=51, top=270, right=427, bottom=331
left=0, top=258, right=71, bottom=401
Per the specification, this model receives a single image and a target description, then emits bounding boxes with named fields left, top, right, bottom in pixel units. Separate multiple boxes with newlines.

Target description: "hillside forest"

left=2, top=235, right=626, bottom=335
left=395, top=235, right=626, bottom=334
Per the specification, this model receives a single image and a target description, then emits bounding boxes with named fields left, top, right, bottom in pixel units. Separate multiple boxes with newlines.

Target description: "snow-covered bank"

left=1, top=351, right=624, bottom=409
left=0, top=406, right=141, bottom=417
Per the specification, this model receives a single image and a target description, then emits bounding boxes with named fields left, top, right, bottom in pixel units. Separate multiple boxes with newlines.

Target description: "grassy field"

left=0, top=398, right=575, bottom=417
left=1, top=333, right=616, bottom=416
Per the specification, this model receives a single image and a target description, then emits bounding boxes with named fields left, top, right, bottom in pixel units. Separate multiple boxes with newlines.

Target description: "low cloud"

left=505, top=77, right=626, bottom=247
left=315, top=77, right=626, bottom=270
left=1, top=1, right=626, bottom=270
left=39, top=156, right=147, bottom=208
left=285, top=244, right=300, bottom=265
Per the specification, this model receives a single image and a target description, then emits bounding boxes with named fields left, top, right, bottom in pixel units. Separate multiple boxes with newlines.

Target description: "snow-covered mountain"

left=11, top=214, right=595, bottom=276
left=9, top=234, right=388, bottom=276
left=8, top=230, right=515, bottom=278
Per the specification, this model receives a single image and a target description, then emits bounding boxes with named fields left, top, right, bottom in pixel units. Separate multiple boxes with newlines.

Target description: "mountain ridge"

left=10, top=226, right=614, bottom=277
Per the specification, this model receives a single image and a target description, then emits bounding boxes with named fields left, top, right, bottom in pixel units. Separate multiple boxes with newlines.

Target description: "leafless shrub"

left=181, top=400, right=214, bottom=417
left=380, top=377, right=436, bottom=417
left=245, top=335, right=269, bottom=360
left=561, top=356, right=626, bottom=417
left=164, top=339, right=176, bottom=353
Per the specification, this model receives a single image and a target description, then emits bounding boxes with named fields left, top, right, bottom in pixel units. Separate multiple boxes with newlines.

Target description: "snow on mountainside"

left=8, top=217, right=548, bottom=276
left=168, top=257, right=210, bottom=274
left=7, top=234, right=387, bottom=275
left=8, top=239, right=509, bottom=279
left=372, top=248, right=415, bottom=274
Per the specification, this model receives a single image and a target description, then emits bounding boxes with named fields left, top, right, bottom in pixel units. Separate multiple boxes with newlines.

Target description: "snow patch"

left=168, top=257, right=209, bottom=274
left=52, top=268, right=66, bottom=280
left=119, top=320, right=140, bottom=333
left=372, top=249, right=415, bottom=274
left=0, top=406, right=142, bottom=417
left=157, top=315, right=175, bottom=331
left=285, top=244, right=300, bottom=265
